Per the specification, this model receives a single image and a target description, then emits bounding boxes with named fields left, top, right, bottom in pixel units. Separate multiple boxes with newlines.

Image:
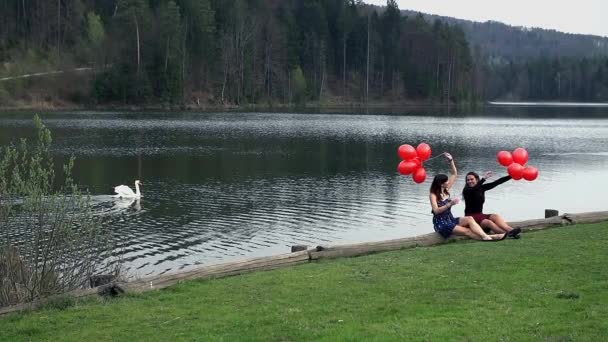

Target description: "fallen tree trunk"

left=122, top=250, right=310, bottom=294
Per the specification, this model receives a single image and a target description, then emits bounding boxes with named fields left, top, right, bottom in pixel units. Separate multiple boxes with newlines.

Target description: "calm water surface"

left=1, top=108, right=607, bottom=277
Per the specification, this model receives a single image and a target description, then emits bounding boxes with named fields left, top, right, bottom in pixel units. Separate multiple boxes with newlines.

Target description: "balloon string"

left=424, top=152, right=447, bottom=162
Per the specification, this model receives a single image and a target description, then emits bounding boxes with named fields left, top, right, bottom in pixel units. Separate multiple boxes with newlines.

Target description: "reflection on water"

left=1, top=109, right=607, bottom=277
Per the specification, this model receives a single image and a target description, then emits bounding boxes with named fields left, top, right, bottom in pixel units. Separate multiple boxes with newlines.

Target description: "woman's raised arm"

left=445, top=153, right=457, bottom=190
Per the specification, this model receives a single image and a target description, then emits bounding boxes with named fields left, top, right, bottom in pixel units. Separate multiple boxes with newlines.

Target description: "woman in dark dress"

left=462, top=171, right=521, bottom=238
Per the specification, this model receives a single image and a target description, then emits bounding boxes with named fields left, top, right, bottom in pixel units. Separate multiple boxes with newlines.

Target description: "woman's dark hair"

left=430, top=174, right=449, bottom=200
left=466, top=171, right=480, bottom=181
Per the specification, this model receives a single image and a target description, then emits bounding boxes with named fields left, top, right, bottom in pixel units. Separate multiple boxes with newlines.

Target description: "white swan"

left=113, top=180, right=142, bottom=199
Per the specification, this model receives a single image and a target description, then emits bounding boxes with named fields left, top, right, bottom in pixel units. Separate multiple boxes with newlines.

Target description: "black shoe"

left=508, top=228, right=522, bottom=238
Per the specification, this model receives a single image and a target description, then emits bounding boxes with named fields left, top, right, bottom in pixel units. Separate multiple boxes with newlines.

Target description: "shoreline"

left=0, top=99, right=471, bottom=113
left=2, top=209, right=606, bottom=317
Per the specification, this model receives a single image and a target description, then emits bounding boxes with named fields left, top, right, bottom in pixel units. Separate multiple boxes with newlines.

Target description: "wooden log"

left=0, top=252, right=309, bottom=317
left=0, top=301, right=38, bottom=317
left=545, top=209, right=559, bottom=218
left=509, top=215, right=568, bottom=231
left=311, top=236, right=416, bottom=260
left=309, top=233, right=465, bottom=260
left=309, top=213, right=589, bottom=261
left=563, top=211, right=608, bottom=224
left=0, top=287, right=99, bottom=317
left=122, top=250, right=310, bottom=293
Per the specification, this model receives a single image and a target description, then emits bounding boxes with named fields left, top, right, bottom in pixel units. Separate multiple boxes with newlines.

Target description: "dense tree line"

left=1, top=1, right=607, bottom=106
left=406, top=10, right=608, bottom=62
left=0, top=0, right=475, bottom=106
left=481, top=57, right=608, bottom=101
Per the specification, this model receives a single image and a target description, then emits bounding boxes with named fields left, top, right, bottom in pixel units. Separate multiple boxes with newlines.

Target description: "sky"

left=365, top=0, right=608, bottom=38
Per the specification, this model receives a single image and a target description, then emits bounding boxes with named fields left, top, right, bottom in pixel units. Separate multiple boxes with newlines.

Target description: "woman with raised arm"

left=430, top=153, right=506, bottom=241
left=462, top=171, right=521, bottom=238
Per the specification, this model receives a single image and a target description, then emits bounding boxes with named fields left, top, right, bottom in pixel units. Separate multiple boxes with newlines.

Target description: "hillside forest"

left=1, top=0, right=608, bottom=108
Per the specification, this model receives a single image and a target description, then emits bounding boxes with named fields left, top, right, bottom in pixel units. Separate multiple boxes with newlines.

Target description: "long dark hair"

left=466, top=171, right=480, bottom=181
left=464, top=171, right=480, bottom=190
left=430, top=174, right=449, bottom=200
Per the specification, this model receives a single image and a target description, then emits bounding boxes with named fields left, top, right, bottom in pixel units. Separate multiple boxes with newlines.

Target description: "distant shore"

left=0, top=99, right=466, bottom=113
left=489, top=101, right=608, bottom=107
left=4, top=99, right=608, bottom=113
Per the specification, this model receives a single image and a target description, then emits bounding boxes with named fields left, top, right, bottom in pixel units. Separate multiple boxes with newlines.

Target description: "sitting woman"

left=430, top=153, right=506, bottom=241
left=462, top=171, right=521, bottom=238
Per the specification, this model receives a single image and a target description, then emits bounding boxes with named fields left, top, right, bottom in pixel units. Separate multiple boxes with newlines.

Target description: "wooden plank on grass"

left=309, top=233, right=460, bottom=260
left=0, top=288, right=99, bottom=317
left=563, top=211, right=608, bottom=224
left=122, top=250, right=311, bottom=293
left=510, top=215, right=567, bottom=231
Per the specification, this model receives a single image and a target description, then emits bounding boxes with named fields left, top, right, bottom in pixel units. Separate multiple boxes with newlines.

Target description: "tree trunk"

left=252, top=34, right=257, bottom=105
left=366, top=14, right=370, bottom=104
left=57, top=0, right=61, bottom=53
left=164, top=37, right=170, bottom=73
left=447, top=56, right=453, bottom=105
left=287, top=68, right=291, bottom=104
left=381, top=59, right=384, bottom=98
left=436, top=56, right=440, bottom=92
left=134, top=13, right=141, bottom=74
left=182, top=21, right=187, bottom=100
left=319, top=41, right=325, bottom=100
left=343, top=33, right=347, bottom=98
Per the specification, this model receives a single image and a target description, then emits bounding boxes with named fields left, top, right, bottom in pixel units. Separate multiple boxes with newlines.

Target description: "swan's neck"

left=134, top=182, right=141, bottom=196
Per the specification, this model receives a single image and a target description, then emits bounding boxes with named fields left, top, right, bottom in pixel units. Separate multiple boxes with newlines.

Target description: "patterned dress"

left=433, top=197, right=460, bottom=238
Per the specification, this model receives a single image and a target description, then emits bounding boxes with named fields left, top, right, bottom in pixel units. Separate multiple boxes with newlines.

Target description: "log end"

left=291, top=245, right=309, bottom=253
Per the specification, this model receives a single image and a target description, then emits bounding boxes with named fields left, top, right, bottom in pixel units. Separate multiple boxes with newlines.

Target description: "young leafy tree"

left=292, top=65, right=307, bottom=106
left=85, top=11, right=106, bottom=65
left=0, top=116, right=118, bottom=306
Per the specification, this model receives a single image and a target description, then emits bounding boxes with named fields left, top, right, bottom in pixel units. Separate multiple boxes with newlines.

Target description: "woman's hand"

left=483, top=171, right=494, bottom=180
left=444, top=152, right=453, bottom=162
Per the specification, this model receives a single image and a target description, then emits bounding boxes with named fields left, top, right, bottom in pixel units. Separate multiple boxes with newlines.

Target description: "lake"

left=1, top=106, right=607, bottom=277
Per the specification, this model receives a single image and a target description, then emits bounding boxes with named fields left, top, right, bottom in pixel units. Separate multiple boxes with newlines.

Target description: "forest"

left=1, top=0, right=607, bottom=108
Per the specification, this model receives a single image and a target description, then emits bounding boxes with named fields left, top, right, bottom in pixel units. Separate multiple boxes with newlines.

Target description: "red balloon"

left=412, top=157, right=422, bottom=168
left=497, top=151, right=513, bottom=167
left=507, top=163, right=524, bottom=180
left=522, top=166, right=539, bottom=181
left=412, top=167, right=427, bottom=184
left=398, top=144, right=417, bottom=160
left=512, top=148, right=529, bottom=165
left=416, top=143, right=432, bottom=161
left=397, top=161, right=418, bottom=175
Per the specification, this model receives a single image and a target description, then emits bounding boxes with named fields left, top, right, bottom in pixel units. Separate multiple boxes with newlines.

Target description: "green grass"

left=2, top=223, right=607, bottom=341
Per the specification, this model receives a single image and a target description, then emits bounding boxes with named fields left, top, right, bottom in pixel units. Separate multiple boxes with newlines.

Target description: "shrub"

left=0, top=115, right=119, bottom=306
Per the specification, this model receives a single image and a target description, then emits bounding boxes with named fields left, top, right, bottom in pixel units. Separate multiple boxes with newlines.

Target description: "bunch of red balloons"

left=397, top=143, right=432, bottom=183
left=497, top=147, right=539, bottom=181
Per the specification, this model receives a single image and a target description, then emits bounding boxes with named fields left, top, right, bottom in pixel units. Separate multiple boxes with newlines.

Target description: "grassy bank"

left=2, top=223, right=607, bottom=340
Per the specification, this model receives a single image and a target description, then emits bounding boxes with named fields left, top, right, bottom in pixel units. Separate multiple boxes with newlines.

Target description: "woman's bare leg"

left=452, top=225, right=483, bottom=240
left=459, top=217, right=493, bottom=240
left=489, top=214, right=514, bottom=232
left=481, top=219, right=506, bottom=234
